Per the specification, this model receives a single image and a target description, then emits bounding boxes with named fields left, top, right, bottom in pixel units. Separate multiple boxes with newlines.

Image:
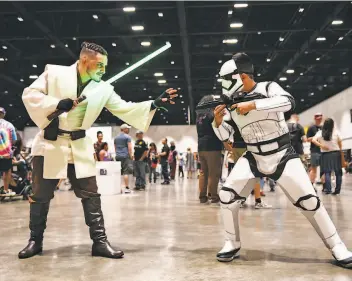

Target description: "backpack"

left=168, top=150, right=176, bottom=164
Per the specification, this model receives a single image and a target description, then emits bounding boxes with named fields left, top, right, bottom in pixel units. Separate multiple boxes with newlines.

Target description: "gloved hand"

left=152, top=88, right=178, bottom=112
left=57, top=98, right=74, bottom=112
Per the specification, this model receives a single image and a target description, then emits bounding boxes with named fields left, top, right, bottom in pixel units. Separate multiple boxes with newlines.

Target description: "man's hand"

left=231, top=101, right=256, bottom=115
left=153, top=88, right=178, bottom=111
left=213, top=105, right=226, bottom=127
left=57, top=98, right=74, bottom=112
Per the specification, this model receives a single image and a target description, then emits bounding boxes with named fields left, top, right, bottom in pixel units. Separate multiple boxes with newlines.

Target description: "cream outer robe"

left=22, top=62, right=155, bottom=179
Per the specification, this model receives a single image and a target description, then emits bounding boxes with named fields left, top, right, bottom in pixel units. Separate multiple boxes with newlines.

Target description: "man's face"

left=162, top=138, right=166, bottom=145
left=136, top=133, right=143, bottom=140
left=123, top=128, right=130, bottom=134
left=97, top=133, right=103, bottom=142
left=86, top=53, right=107, bottom=82
left=314, top=115, right=323, bottom=125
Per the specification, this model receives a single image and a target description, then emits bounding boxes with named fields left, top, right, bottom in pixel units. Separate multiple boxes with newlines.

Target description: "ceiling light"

left=230, top=22, right=243, bottom=28
left=166, top=121, right=169, bottom=124
left=316, top=37, right=326, bottom=41
left=228, top=10, right=233, bottom=15
left=217, top=78, right=222, bottom=82
left=286, top=69, right=294, bottom=74
left=181, top=101, right=185, bottom=104
left=332, top=20, right=343, bottom=25
left=218, top=60, right=222, bottom=63
left=180, top=95, right=183, bottom=98
left=144, top=88, right=147, bottom=91
left=158, top=80, right=167, bottom=84
left=92, top=15, right=98, bottom=19
left=123, top=7, right=136, bottom=12
left=178, top=87, right=181, bottom=90
left=9, top=104, right=12, bottom=107
left=300, top=73, right=304, bottom=76
left=65, top=44, right=68, bottom=47
left=170, top=61, right=175, bottom=64
left=222, top=39, right=238, bottom=44
left=257, top=73, right=261, bottom=76
left=279, top=37, right=284, bottom=42
left=299, top=8, right=304, bottom=12
left=17, top=17, right=24, bottom=22
left=266, top=58, right=271, bottom=62
left=183, top=108, right=186, bottom=110
left=50, top=44, right=55, bottom=48
left=72, top=37, right=76, bottom=40
left=316, top=57, right=320, bottom=61
left=148, top=96, right=152, bottom=98
left=342, top=72, right=347, bottom=75
left=126, top=62, right=129, bottom=65
left=29, top=75, right=38, bottom=79
left=215, top=74, right=219, bottom=77
left=174, top=75, right=178, bottom=78
left=141, top=41, right=151, bottom=46
left=158, top=12, right=163, bottom=17
left=112, top=43, right=117, bottom=47
left=132, top=25, right=144, bottom=31
left=2, top=46, right=7, bottom=49
left=234, top=3, right=248, bottom=8
left=213, top=87, right=216, bottom=90
left=4, top=91, right=8, bottom=94
left=279, top=77, right=287, bottom=81
left=301, top=99, right=304, bottom=102
left=0, top=58, right=4, bottom=61
left=338, top=37, right=344, bottom=41
left=309, top=92, right=314, bottom=96
left=20, top=79, right=24, bottom=82
left=257, top=32, right=261, bottom=35
left=286, top=85, right=290, bottom=88
left=154, top=72, right=163, bottom=77
left=32, top=64, right=37, bottom=68
left=324, top=84, right=327, bottom=87
left=135, top=77, right=139, bottom=80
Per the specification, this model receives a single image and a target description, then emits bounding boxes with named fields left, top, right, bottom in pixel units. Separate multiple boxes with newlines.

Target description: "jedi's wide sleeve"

left=22, top=66, right=60, bottom=129
left=105, top=91, right=156, bottom=132
left=255, top=82, right=295, bottom=113
left=212, top=120, right=234, bottom=142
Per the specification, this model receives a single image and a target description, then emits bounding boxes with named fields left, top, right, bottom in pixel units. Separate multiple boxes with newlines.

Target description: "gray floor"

left=1, top=176, right=352, bottom=281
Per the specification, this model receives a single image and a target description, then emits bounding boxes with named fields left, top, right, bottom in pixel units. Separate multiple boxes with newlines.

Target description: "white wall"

left=23, top=125, right=198, bottom=155
left=298, top=86, right=352, bottom=149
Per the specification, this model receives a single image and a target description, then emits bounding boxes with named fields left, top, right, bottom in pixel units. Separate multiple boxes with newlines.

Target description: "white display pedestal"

left=96, top=161, right=121, bottom=195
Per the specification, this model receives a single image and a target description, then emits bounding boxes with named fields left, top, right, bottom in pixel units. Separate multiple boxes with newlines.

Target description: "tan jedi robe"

left=22, top=62, right=155, bottom=179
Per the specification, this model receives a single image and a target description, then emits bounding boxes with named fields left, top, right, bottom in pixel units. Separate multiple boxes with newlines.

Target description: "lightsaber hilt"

left=47, top=95, right=86, bottom=121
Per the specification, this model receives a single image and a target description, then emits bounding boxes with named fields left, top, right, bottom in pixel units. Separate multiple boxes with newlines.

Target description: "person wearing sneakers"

left=114, top=124, right=133, bottom=193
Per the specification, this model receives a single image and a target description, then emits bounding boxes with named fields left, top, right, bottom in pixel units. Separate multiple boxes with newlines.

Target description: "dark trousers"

left=179, top=166, right=184, bottom=177
left=170, top=161, right=176, bottom=180
left=30, top=156, right=99, bottom=203
left=149, top=165, right=157, bottom=182
left=161, top=162, right=169, bottom=182
left=324, top=170, right=342, bottom=193
left=134, top=161, right=146, bottom=187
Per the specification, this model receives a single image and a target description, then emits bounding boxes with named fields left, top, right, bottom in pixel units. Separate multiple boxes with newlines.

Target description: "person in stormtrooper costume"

left=211, top=52, right=352, bottom=268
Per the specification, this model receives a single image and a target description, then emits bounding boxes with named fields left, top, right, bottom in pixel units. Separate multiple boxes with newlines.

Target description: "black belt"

left=58, top=129, right=86, bottom=141
left=245, top=133, right=291, bottom=156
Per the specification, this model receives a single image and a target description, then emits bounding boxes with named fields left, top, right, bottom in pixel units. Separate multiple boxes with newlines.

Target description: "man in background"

left=169, top=141, right=178, bottom=180
left=133, top=131, right=148, bottom=190
left=307, top=113, right=323, bottom=187
left=0, top=107, right=17, bottom=195
left=159, top=138, right=170, bottom=185
left=114, top=124, right=133, bottom=193
left=287, top=113, right=307, bottom=164
left=94, top=131, right=104, bottom=161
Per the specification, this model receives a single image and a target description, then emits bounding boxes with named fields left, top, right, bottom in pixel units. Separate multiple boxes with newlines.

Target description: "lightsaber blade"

left=106, top=42, right=172, bottom=84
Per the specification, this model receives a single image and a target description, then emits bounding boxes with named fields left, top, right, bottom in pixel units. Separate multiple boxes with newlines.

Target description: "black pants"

left=179, top=166, right=184, bottom=177
left=161, top=162, right=169, bottom=182
left=31, top=156, right=99, bottom=203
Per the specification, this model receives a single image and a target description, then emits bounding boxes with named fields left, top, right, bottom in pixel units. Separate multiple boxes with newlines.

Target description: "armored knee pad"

left=293, top=194, right=320, bottom=211
left=219, top=187, right=246, bottom=205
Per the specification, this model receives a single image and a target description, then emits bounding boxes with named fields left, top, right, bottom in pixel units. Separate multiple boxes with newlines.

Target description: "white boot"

left=331, top=243, right=352, bottom=268
left=217, top=239, right=241, bottom=262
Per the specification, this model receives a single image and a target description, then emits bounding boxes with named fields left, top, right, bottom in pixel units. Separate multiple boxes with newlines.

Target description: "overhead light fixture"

left=218, top=60, right=222, bottom=63
left=181, top=101, right=185, bottom=104
left=279, top=77, right=287, bottom=81
left=17, top=17, right=24, bottom=22
left=112, top=43, right=117, bottom=47
left=154, top=72, right=163, bottom=77
left=316, top=37, right=326, bottom=41
left=228, top=10, right=233, bottom=15
left=141, top=41, right=151, bottom=46
left=234, top=3, right=248, bottom=8
left=9, top=104, right=12, bottom=107
left=301, top=99, right=304, bottom=102
left=266, top=58, right=271, bottom=62
left=257, top=73, right=261, bottom=76
left=215, top=74, right=219, bottom=77
left=299, top=8, right=304, bottom=13
left=158, top=12, right=163, bottom=17
left=29, top=75, right=38, bottom=79
left=0, top=58, right=4, bottom=61
left=144, top=88, right=147, bottom=91
left=332, top=20, right=343, bottom=25
left=338, top=37, right=344, bottom=41
left=132, top=25, right=144, bottom=31
left=183, top=108, right=186, bottom=111
left=286, top=69, right=294, bottom=74
left=300, top=73, right=304, bottom=76
left=213, top=87, right=216, bottom=90
left=170, top=61, right=175, bottom=64
left=316, top=57, right=320, bottom=61
left=126, top=62, right=129, bottom=65
left=20, top=79, right=24, bottom=82
left=50, top=44, right=55, bottom=48
left=217, top=78, right=222, bottom=82
left=32, top=64, right=37, bottom=68
left=279, top=37, right=284, bottom=42
left=257, top=32, right=261, bottom=35
left=179, top=95, right=183, bottom=98
left=123, top=7, right=136, bottom=12
left=230, top=22, right=243, bottom=28
left=309, top=92, right=314, bottom=96
left=178, top=87, right=181, bottom=90
left=166, top=121, right=169, bottom=124
left=324, top=84, right=327, bottom=87
left=158, top=80, right=167, bottom=84
left=2, top=46, right=7, bottom=49
left=342, top=72, right=347, bottom=75
left=222, top=39, right=238, bottom=44
left=148, top=96, right=152, bottom=98
left=72, top=37, right=76, bottom=40
left=174, top=75, right=178, bottom=78
left=135, top=76, right=139, bottom=80
left=92, top=15, right=98, bottom=19
left=65, top=44, right=68, bottom=47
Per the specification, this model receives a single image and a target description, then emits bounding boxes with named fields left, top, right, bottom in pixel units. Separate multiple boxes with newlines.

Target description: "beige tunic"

left=22, top=62, right=155, bottom=179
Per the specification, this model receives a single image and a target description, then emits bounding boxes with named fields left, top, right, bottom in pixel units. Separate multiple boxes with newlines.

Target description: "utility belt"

left=44, top=122, right=86, bottom=141
left=246, top=133, right=291, bottom=156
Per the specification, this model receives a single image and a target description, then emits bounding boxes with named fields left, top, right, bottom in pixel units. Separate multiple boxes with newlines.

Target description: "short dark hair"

left=81, top=42, right=108, bottom=56
left=97, top=131, right=103, bottom=136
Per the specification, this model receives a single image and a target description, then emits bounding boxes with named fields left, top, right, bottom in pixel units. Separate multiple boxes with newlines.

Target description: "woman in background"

left=185, top=148, right=195, bottom=179
left=98, top=142, right=112, bottom=161
left=148, top=143, right=158, bottom=183
left=312, top=118, right=343, bottom=195
left=178, top=153, right=185, bottom=178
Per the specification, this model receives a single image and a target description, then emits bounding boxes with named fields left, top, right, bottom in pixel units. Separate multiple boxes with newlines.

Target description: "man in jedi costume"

left=19, top=42, right=177, bottom=259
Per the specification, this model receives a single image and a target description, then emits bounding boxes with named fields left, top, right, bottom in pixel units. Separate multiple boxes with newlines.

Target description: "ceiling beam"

left=177, top=1, right=195, bottom=124
left=274, top=2, right=347, bottom=81
left=11, top=2, right=76, bottom=60
left=0, top=74, right=25, bottom=88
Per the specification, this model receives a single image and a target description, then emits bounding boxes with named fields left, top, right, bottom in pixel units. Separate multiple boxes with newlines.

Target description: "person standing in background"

left=93, top=131, right=103, bottom=161
left=185, top=148, right=195, bottom=179
left=148, top=143, right=158, bottom=183
left=169, top=141, right=177, bottom=180
left=114, top=124, right=133, bottom=193
left=287, top=113, right=307, bottom=163
left=307, top=113, right=323, bottom=188
left=98, top=142, right=112, bottom=161
left=133, top=131, right=148, bottom=190
left=159, top=138, right=170, bottom=185
left=178, top=153, right=185, bottom=178
left=0, top=107, right=17, bottom=195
